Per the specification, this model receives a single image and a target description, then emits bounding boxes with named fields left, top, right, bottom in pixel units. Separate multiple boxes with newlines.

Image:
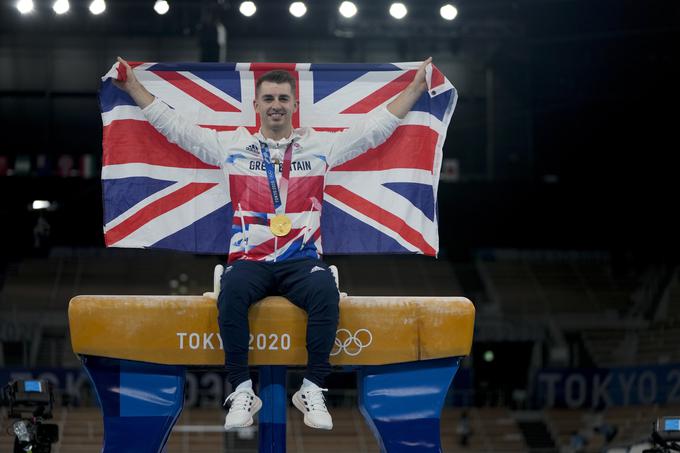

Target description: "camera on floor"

left=2, top=379, right=59, bottom=453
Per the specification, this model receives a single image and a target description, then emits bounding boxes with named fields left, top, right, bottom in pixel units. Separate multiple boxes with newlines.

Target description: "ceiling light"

left=16, top=0, right=34, bottom=14
left=289, top=1, right=307, bottom=18
left=339, top=1, right=357, bottom=18
left=89, top=0, right=106, bottom=15
left=53, top=0, right=70, bottom=15
left=239, top=1, right=256, bottom=16
left=154, top=0, right=169, bottom=15
left=32, top=200, right=51, bottom=210
left=440, top=4, right=458, bottom=20
left=389, top=2, right=407, bottom=20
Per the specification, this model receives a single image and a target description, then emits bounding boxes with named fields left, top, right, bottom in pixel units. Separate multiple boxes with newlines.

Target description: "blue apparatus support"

left=81, top=355, right=185, bottom=453
left=258, top=365, right=288, bottom=452
left=358, top=357, right=461, bottom=453
left=81, top=357, right=460, bottom=453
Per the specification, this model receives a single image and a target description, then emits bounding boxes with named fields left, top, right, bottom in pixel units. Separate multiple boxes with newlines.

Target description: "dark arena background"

left=1, top=0, right=679, bottom=452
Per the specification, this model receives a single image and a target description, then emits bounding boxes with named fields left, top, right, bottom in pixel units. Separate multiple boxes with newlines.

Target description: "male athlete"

left=113, top=57, right=432, bottom=430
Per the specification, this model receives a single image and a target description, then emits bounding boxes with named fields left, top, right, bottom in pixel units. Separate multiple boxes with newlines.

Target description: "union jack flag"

left=99, top=62, right=457, bottom=255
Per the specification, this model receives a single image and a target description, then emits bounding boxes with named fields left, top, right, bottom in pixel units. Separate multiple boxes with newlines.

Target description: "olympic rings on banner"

left=330, top=328, right=373, bottom=356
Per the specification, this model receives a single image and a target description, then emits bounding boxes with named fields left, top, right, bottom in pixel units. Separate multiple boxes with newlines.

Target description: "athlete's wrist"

left=406, top=80, right=426, bottom=97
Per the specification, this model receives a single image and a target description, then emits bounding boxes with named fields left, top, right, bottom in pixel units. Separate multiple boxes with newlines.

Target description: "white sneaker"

left=292, top=385, right=333, bottom=430
left=223, top=387, right=262, bottom=430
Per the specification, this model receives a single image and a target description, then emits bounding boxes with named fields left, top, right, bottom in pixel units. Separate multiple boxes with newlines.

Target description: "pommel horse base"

left=69, top=294, right=474, bottom=452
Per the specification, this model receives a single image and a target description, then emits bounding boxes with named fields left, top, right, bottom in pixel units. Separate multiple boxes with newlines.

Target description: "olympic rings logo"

left=330, top=328, right=373, bottom=356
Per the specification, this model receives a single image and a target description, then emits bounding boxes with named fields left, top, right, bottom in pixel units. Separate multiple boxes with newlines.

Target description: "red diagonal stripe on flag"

left=324, top=185, right=436, bottom=255
left=104, top=182, right=218, bottom=246
left=152, top=71, right=241, bottom=112
left=103, top=120, right=219, bottom=169
left=431, top=65, right=445, bottom=89
left=331, top=125, right=436, bottom=172
left=340, top=70, right=415, bottom=114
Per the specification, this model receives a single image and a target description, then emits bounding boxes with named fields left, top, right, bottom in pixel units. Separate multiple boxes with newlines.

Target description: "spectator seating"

left=480, top=257, right=632, bottom=316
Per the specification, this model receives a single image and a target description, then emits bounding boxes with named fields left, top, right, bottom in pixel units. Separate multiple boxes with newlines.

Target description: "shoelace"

left=225, top=389, right=254, bottom=411
left=304, top=387, right=329, bottom=412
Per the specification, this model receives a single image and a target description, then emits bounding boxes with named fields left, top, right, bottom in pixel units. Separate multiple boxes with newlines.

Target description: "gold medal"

left=270, top=214, right=292, bottom=237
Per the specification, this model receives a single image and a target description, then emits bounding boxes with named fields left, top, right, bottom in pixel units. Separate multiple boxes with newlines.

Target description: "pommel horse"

left=68, top=266, right=474, bottom=452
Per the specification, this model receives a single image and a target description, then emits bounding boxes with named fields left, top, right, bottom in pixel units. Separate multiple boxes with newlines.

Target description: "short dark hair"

left=255, top=70, right=296, bottom=96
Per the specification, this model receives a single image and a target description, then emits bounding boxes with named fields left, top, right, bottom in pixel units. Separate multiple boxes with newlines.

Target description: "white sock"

left=301, top=378, right=319, bottom=390
left=235, top=379, right=252, bottom=391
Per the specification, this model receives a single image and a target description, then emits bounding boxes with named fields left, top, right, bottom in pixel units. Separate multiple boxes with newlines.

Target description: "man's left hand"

left=387, top=57, right=434, bottom=118
left=411, top=57, right=432, bottom=94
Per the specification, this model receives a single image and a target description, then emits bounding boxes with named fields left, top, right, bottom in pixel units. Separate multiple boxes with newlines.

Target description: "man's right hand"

left=112, top=57, right=155, bottom=109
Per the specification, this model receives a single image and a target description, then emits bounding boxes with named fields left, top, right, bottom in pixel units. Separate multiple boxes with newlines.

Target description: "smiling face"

left=253, top=81, right=298, bottom=140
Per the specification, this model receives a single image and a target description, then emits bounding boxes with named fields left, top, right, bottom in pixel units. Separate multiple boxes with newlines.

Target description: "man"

left=113, top=57, right=432, bottom=431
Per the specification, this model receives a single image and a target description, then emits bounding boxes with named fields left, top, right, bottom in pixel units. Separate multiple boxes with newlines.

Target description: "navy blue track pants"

left=217, top=257, right=340, bottom=388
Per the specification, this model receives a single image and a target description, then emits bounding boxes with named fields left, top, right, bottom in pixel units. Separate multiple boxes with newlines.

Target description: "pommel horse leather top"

left=69, top=295, right=474, bottom=366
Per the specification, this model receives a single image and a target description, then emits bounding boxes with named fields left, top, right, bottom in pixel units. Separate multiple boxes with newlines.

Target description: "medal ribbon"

left=260, top=141, right=294, bottom=215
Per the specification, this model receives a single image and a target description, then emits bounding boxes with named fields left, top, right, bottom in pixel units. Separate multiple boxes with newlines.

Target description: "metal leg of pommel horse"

left=81, top=355, right=186, bottom=453
left=358, top=357, right=461, bottom=453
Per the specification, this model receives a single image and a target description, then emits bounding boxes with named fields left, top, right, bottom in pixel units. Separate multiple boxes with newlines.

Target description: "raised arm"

left=386, top=57, right=431, bottom=119
left=326, top=57, right=434, bottom=168
left=113, top=57, right=155, bottom=108
left=112, top=57, right=226, bottom=166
